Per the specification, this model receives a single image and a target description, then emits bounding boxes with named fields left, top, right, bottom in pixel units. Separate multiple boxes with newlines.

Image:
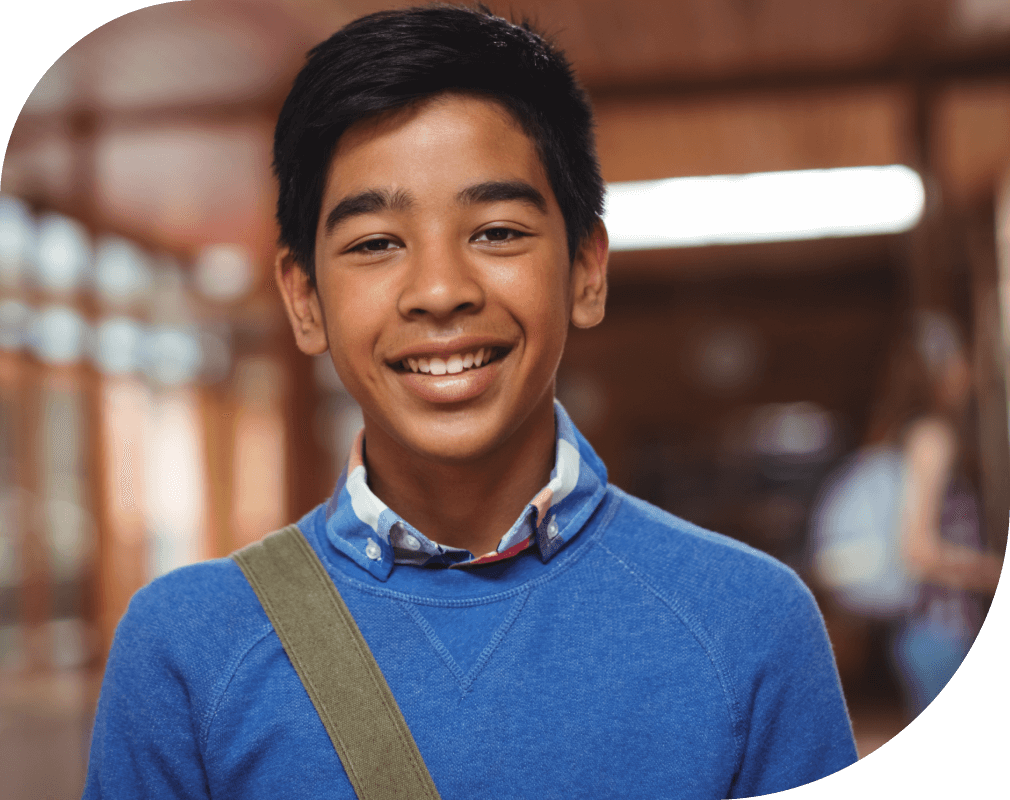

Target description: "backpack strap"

left=232, top=525, right=441, bottom=800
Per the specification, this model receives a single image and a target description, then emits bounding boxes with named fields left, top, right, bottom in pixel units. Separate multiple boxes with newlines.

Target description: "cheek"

left=527, top=263, right=571, bottom=334
left=317, top=276, right=384, bottom=368
left=498, top=263, right=570, bottom=352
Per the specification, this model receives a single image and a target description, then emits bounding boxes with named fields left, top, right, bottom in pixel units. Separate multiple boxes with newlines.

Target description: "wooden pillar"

left=78, top=363, right=105, bottom=670
left=93, top=377, right=151, bottom=659
left=19, top=360, right=51, bottom=674
left=199, top=384, right=237, bottom=559
left=0, top=355, right=44, bottom=672
left=964, top=203, right=1009, bottom=555
left=285, top=335, right=331, bottom=520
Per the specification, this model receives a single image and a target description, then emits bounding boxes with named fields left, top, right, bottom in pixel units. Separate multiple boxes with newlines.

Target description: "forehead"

left=321, top=94, right=551, bottom=202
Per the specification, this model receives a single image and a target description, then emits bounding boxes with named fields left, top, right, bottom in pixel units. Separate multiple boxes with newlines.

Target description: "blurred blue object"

left=889, top=613, right=974, bottom=717
left=810, top=444, right=917, bottom=618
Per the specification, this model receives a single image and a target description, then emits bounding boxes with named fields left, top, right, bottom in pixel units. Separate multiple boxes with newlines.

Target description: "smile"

left=395, top=347, right=506, bottom=375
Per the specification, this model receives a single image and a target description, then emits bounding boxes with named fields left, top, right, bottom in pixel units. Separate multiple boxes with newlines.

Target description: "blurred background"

left=1, top=0, right=1009, bottom=796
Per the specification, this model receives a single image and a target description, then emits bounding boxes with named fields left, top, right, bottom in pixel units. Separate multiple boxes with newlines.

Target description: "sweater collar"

left=322, top=400, right=608, bottom=581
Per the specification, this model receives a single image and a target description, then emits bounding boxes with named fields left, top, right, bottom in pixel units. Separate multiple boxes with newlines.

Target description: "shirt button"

left=365, top=539, right=382, bottom=560
left=402, top=534, right=421, bottom=551
left=546, top=517, right=559, bottom=538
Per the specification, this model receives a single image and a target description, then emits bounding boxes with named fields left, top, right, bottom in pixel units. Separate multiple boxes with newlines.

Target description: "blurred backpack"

left=809, top=444, right=918, bottom=618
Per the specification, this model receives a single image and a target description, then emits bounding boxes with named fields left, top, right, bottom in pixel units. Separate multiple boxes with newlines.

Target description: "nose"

left=396, top=240, right=484, bottom=320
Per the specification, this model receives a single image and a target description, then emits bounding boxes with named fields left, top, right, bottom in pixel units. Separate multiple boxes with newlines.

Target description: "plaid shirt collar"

left=323, top=400, right=608, bottom=581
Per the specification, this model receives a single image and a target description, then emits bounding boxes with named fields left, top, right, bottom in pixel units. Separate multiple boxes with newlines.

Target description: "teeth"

left=402, top=348, right=496, bottom=374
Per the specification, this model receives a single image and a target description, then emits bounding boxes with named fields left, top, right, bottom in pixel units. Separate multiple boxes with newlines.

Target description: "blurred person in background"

left=812, top=309, right=1003, bottom=718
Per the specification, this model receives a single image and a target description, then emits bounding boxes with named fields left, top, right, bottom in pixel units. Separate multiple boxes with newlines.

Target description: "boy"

left=83, top=5, right=858, bottom=798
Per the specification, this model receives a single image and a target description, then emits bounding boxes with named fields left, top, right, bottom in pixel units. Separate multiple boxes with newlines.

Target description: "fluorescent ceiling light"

left=603, top=165, right=925, bottom=251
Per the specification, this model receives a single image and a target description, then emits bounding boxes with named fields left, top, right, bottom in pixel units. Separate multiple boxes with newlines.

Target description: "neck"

left=363, top=399, right=556, bottom=557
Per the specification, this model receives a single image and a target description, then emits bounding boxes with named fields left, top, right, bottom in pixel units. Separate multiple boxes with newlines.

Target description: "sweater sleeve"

left=727, top=571, right=858, bottom=798
left=82, top=583, right=212, bottom=800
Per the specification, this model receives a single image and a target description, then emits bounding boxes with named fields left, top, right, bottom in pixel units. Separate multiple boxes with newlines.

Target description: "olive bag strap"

left=231, top=525, right=441, bottom=800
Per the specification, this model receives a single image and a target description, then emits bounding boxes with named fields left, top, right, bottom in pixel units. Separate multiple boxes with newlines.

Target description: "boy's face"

left=277, top=94, right=607, bottom=466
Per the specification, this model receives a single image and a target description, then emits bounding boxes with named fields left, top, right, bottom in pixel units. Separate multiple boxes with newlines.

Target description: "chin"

left=405, top=426, right=504, bottom=465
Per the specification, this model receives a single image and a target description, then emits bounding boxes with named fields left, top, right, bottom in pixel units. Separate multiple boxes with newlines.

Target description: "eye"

left=473, top=227, right=526, bottom=244
left=350, top=237, right=400, bottom=253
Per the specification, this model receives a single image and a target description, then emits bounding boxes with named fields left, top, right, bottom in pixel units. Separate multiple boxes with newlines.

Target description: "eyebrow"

left=456, top=180, right=547, bottom=213
left=322, top=180, right=548, bottom=236
left=323, top=188, right=415, bottom=236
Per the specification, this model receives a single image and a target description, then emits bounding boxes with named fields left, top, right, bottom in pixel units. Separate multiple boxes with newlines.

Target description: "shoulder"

left=85, top=556, right=279, bottom=795
left=593, top=480, right=808, bottom=593
left=904, top=414, right=956, bottom=448
left=598, top=486, right=812, bottom=611
left=123, top=555, right=266, bottom=638
left=110, top=555, right=273, bottom=701
left=593, top=489, right=849, bottom=753
left=903, top=415, right=957, bottom=475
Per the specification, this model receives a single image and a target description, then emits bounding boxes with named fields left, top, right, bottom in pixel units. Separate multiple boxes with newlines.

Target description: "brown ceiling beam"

left=585, top=45, right=1010, bottom=102
left=9, top=92, right=287, bottom=147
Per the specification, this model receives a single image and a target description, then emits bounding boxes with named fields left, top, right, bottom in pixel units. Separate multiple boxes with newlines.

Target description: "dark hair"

left=863, top=310, right=969, bottom=446
left=273, top=3, right=605, bottom=284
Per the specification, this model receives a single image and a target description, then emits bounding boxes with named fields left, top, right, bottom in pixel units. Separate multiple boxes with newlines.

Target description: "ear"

left=569, top=220, right=609, bottom=329
left=274, top=248, right=329, bottom=356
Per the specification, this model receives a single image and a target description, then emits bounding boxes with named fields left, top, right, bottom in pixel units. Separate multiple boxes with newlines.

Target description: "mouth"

left=390, top=346, right=508, bottom=375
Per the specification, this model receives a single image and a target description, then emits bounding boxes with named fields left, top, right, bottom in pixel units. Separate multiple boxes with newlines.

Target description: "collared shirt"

left=322, top=400, right=607, bottom=580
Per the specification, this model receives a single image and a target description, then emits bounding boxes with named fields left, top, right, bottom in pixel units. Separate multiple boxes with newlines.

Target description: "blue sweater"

left=84, top=417, right=857, bottom=799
